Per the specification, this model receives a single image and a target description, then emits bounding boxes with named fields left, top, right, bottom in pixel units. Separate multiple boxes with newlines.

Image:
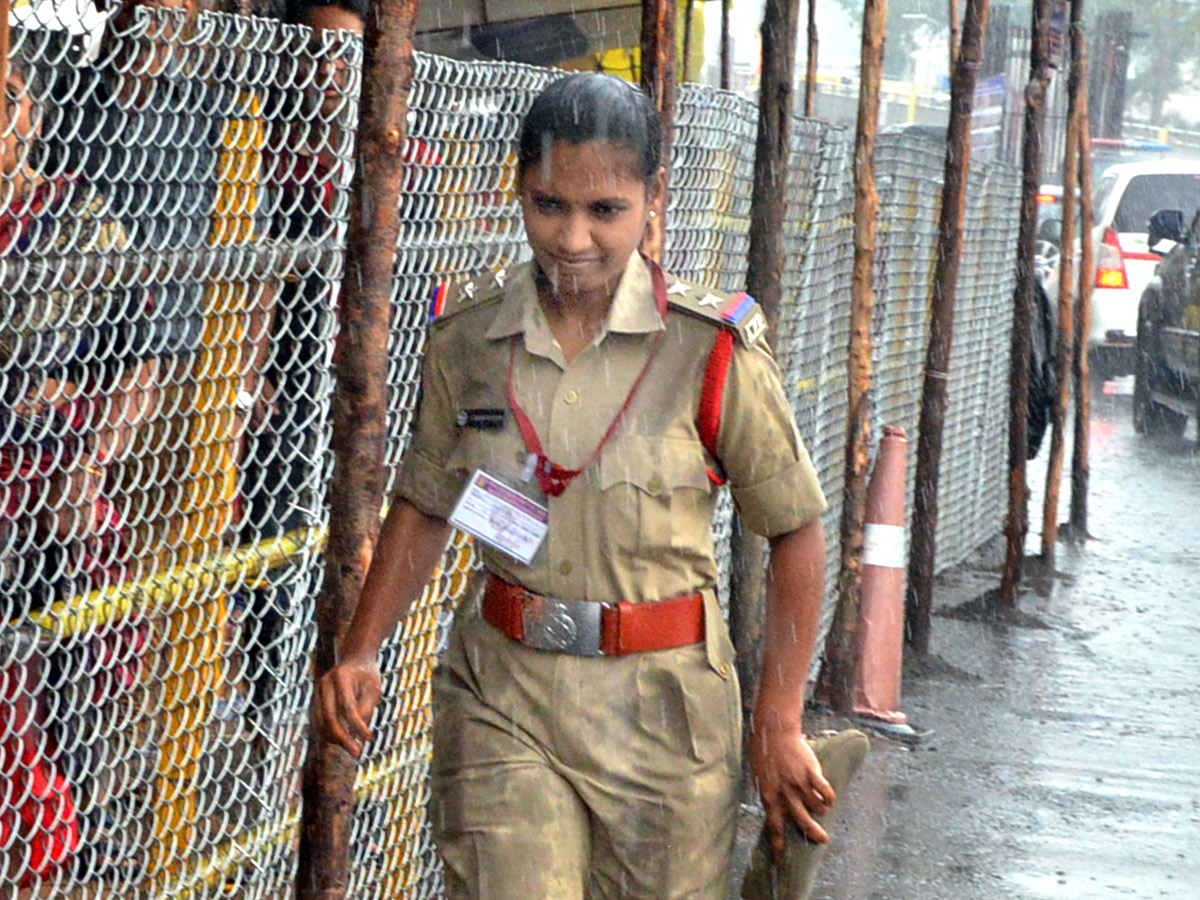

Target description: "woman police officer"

left=315, top=72, right=837, bottom=900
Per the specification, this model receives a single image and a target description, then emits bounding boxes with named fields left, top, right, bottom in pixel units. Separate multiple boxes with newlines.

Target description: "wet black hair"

left=517, top=73, right=662, bottom=187
left=289, top=0, right=370, bottom=27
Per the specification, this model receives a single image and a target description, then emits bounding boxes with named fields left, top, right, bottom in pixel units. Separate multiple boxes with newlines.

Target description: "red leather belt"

left=482, top=576, right=705, bottom=657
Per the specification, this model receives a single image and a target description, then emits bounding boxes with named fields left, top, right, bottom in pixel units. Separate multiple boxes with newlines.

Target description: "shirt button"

left=563, top=389, right=580, bottom=404
left=558, top=560, right=573, bottom=576
left=647, top=475, right=664, bottom=494
left=718, top=663, right=731, bottom=678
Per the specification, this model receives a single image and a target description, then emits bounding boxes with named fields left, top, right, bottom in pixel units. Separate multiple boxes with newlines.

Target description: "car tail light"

left=1095, top=227, right=1129, bottom=289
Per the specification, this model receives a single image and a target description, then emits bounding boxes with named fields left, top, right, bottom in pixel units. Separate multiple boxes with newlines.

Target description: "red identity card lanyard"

left=447, top=259, right=670, bottom=565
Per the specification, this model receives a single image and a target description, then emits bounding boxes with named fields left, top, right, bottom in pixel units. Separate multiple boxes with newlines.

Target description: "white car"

left=1089, top=160, right=1200, bottom=373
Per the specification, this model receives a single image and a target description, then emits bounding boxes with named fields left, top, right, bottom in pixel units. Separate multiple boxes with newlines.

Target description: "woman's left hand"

left=748, top=715, right=836, bottom=857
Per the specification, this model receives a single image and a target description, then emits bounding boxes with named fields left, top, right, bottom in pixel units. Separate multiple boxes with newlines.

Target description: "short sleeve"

left=392, top=330, right=466, bottom=520
left=715, top=340, right=827, bottom=538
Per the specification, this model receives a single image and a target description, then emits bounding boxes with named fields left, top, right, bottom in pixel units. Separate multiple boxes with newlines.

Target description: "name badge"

left=449, top=469, right=549, bottom=565
left=456, top=408, right=507, bottom=430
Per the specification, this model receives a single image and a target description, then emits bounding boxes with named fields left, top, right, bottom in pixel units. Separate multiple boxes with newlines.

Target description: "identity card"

left=448, top=469, right=549, bottom=565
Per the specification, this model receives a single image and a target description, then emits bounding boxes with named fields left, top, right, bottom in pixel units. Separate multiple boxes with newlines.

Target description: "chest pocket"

left=596, top=434, right=713, bottom=557
left=445, top=421, right=528, bottom=484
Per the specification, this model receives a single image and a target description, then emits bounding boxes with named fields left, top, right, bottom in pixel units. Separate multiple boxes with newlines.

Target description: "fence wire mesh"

left=663, top=82, right=758, bottom=615
left=2, top=17, right=1021, bottom=899
left=1, top=8, right=352, bottom=897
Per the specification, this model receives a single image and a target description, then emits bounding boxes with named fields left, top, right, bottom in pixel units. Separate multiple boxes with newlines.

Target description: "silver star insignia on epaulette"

left=697, top=293, right=723, bottom=308
left=667, top=280, right=690, bottom=296
left=494, top=267, right=507, bottom=288
left=461, top=281, right=476, bottom=301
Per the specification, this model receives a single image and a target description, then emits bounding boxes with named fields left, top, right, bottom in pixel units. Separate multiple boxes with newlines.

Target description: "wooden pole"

left=1069, top=0, right=1092, bottom=539
left=820, top=0, right=887, bottom=713
left=905, top=0, right=992, bottom=655
left=999, top=0, right=1052, bottom=605
left=734, top=0, right=803, bottom=736
left=1040, top=0, right=1083, bottom=563
left=641, top=0, right=676, bottom=262
left=721, top=0, right=732, bottom=90
left=297, top=1, right=421, bottom=898
left=748, top=0, right=802, bottom=338
left=805, top=0, right=819, bottom=118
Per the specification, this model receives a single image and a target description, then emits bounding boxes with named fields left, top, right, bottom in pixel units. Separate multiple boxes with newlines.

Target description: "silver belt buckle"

left=521, top=595, right=606, bottom=656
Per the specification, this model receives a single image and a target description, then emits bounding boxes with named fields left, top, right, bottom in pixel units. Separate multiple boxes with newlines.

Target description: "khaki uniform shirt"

left=395, top=253, right=826, bottom=606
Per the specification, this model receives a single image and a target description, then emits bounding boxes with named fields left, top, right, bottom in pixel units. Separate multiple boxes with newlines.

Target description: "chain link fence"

left=2, top=7, right=348, bottom=897
left=3, top=14, right=1019, bottom=899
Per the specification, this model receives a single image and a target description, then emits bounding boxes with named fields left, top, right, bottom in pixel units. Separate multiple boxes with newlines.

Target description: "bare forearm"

left=339, top=498, right=453, bottom=663
left=758, top=519, right=827, bottom=731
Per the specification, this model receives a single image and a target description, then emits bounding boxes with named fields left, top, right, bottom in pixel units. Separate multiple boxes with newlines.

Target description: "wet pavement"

left=811, top=381, right=1200, bottom=899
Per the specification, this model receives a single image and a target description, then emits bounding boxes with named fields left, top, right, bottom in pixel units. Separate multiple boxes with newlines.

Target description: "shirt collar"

left=484, top=253, right=664, bottom=346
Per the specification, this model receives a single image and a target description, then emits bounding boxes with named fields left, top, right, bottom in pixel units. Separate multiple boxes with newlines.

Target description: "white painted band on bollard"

left=863, top=523, right=906, bottom=569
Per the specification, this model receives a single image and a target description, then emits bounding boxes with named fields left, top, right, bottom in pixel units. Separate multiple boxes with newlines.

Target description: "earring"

left=649, top=210, right=657, bottom=219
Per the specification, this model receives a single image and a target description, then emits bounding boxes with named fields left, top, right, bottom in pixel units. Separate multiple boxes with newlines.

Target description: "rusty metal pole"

left=1041, top=4, right=1082, bottom=563
left=999, top=0, right=1052, bottom=605
left=804, top=0, right=819, bottom=118
left=821, top=0, right=887, bottom=713
left=297, top=0, right=421, bottom=897
left=1069, top=0, right=1092, bottom=540
left=641, top=0, right=676, bottom=261
left=733, top=0, right=803, bottom=737
left=721, top=0, right=732, bottom=90
left=905, top=0, right=992, bottom=656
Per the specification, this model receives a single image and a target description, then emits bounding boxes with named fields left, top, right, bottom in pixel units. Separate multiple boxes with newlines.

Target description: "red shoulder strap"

left=697, top=329, right=735, bottom=486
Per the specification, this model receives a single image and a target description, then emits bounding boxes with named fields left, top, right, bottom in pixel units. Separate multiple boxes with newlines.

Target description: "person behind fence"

left=316, top=72, right=841, bottom=900
left=0, top=44, right=160, bottom=890
left=223, top=0, right=369, bottom=786
left=246, top=0, right=367, bottom=539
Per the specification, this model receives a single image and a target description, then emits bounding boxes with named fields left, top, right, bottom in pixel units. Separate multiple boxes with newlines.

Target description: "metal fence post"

left=821, top=0, right=887, bottom=713
left=1070, top=7, right=1093, bottom=540
left=906, top=0, right=993, bottom=655
left=999, top=0, right=1051, bottom=606
left=297, top=1, right=421, bottom=897
left=641, top=0, right=676, bottom=261
left=805, top=0, right=819, bottom=118
left=733, top=0, right=802, bottom=747
left=721, top=0, right=732, bottom=90
left=682, top=0, right=696, bottom=82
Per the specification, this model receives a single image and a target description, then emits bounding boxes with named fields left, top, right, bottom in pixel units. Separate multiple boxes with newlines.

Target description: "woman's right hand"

left=314, top=656, right=383, bottom=758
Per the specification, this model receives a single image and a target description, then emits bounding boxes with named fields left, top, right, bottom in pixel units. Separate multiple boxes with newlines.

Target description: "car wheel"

left=1133, top=305, right=1187, bottom=437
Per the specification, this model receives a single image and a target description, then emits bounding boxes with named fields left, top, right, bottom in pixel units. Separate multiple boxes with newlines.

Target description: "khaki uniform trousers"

left=431, top=602, right=742, bottom=900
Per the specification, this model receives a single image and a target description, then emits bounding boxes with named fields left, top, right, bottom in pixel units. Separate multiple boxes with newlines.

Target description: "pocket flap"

left=597, top=434, right=711, bottom=496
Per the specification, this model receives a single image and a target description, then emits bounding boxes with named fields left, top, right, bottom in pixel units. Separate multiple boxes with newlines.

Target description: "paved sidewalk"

left=811, top=386, right=1200, bottom=899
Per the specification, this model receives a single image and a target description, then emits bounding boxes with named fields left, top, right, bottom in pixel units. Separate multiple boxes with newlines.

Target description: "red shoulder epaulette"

left=697, top=329, right=735, bottom=485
